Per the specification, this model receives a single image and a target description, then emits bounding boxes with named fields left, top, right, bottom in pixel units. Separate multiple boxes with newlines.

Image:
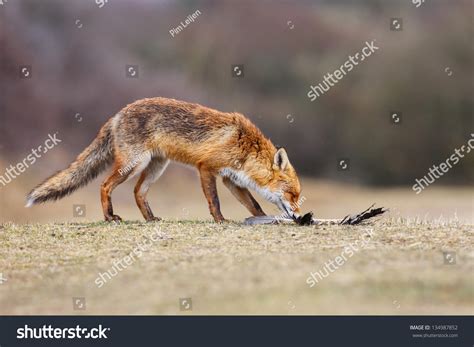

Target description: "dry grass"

left=0, top=172, right=472, bottom=314
left=0, top=218, right=472, bottom=315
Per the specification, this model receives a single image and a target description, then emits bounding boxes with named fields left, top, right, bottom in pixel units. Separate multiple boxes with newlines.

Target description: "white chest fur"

left=219, top=168, right=280, bottom=204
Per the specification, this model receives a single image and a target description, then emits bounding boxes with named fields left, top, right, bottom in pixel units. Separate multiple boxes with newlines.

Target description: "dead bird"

left=244, top=204, right=387, bottom=226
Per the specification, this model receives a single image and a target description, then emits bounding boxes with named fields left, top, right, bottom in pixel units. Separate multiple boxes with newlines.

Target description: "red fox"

left=26, top=97, right=302, bottom=223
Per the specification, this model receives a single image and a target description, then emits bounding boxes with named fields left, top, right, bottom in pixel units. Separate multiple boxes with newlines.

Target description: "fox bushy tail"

left=26, top=120, right=114, bottom=206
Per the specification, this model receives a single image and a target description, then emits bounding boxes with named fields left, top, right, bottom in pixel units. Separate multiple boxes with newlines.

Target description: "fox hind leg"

left=101, top=152, right=151, bottom=222
left=100, top=165, right=132, bottom=222
left=134, top=157, right=169, bottom=222
left=222, top=177, right=266, bottom=217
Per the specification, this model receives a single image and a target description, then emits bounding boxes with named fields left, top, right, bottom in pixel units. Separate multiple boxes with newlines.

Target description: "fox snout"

left=272, top=186, right=303, bottom=220
left=279, top=195, right=302, bottom=220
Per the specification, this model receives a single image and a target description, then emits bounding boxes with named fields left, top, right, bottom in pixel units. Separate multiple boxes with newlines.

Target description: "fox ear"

left=274, top=148, right=290, bottom=171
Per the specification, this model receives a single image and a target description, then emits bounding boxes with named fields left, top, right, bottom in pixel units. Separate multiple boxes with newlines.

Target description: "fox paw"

left=105, top=214, right=122, bottom=222
left=146, top=216, right=162, bottom=222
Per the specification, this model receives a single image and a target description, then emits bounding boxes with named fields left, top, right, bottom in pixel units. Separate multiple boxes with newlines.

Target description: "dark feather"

left=339, top=204, right=387, bottom=225
left=295, top=212, right=314, bottom=226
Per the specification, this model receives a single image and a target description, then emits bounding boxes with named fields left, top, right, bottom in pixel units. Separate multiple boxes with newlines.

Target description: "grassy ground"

left=1, top=171, right=472, bottom=314
left=0, top=218, right=472, bottom=315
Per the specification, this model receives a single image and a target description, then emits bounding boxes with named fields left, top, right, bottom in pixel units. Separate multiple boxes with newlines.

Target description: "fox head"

left=268, top=148, right=302, bottom=219
left=220, top=147, right=302, bottom=219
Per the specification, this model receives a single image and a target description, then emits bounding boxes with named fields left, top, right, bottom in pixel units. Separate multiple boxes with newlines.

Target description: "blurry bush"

left=0, top=0, right=472, bottom=185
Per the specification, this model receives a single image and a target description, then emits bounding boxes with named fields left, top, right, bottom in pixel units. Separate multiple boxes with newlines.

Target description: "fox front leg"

left=222, top=176, right=265, bottom=217
left=198, top=168, right=226, bottom=223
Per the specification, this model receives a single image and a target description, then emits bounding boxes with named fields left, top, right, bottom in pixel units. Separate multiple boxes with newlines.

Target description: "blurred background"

left=0, top=0, right=472, bottom=223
